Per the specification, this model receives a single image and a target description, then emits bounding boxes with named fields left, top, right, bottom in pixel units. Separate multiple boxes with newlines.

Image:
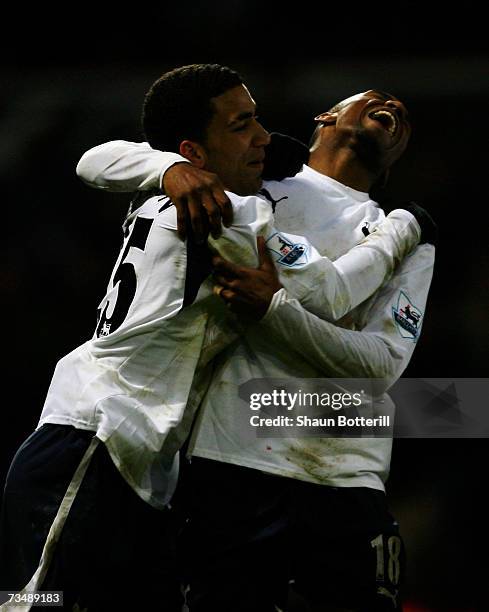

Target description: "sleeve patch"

left=266, top=232, right=309, bottom=267
left=392, top=290, right=423, bottom=341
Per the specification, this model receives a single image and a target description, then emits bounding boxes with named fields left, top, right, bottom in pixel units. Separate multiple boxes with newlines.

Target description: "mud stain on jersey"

left=383, top=317, right=396, bottom=334
left=279, top=440, right=346, bottom=483
left=212, top=233, right=259, bottom=269
left=173, top=254, right=185, bottom=272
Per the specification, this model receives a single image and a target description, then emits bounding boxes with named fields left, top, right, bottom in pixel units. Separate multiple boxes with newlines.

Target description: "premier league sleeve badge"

left=392, top=290, right=423, bottom=341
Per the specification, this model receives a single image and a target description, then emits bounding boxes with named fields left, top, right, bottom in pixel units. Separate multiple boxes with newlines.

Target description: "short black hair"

left=142, top=64, right=243, bottom=152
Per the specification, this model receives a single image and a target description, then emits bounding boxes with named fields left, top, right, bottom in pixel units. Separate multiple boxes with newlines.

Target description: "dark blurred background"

left=2, top=4, right=488, bottom=610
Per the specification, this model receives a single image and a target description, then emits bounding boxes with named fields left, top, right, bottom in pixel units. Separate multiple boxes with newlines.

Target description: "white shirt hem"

left=190, top=448, right=386, bottom=492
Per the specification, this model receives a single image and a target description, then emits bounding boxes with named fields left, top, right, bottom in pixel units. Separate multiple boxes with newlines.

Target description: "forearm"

left=234, top=208, right=421, bottom=323
left=76, top=140, right=187, bottom=192
left=317, top=208, right=421, bottom=319
left=262, top=289, right=405, bottom=390
left=261, top=244, right=435, bottom=391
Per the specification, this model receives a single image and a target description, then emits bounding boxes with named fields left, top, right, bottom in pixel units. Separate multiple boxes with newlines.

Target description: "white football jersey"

left=39, top=192, right=274, bottom=508
left=190, top=166, right=434, bottom=490
left=74, top=142, right=434, bottom=496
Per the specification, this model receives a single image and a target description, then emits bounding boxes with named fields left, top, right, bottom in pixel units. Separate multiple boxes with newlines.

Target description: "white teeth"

left=371, top=110, right=398, bottom=136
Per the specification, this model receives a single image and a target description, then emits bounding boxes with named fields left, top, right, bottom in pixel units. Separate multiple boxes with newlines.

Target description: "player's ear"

left=179, top=140, right=207, bottom=168
left=314, top=111, right=337, bottom=125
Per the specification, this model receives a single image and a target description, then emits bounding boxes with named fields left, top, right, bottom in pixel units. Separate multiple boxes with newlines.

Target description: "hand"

left=379, top=197, right=437, bottom=247
left=212, top=237, right=283, bottom=319
left=401, top=201, right=437, bottom=246
left=262, top=133, right=310, bottom=181
left=163, top=163, right=233, bottom=243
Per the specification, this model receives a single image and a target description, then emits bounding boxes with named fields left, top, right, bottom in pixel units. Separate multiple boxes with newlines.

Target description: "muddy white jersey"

left=76, top=143, right=434, bottom=491
left=39, top=192, right=273, bottom=508
left=190, top=166, right=434, bottom=490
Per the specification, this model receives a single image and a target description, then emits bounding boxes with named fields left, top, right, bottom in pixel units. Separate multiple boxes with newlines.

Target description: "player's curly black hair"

left=142, top=64, right=243, bottom=152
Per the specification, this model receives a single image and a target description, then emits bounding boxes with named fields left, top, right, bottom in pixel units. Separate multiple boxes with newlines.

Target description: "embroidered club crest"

left=392, top=291, right=423, bottom=341
left=266, top=232, right=308, bottom=267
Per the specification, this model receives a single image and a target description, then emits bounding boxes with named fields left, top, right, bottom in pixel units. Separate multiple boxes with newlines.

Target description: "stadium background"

left=2, top=5, right=487, bottom=610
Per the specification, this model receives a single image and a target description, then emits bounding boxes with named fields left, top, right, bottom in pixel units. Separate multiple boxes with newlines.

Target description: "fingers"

left=174, top=197, right=188, bottom=241
left=213, top=283, right=268, bottom=319
left=164, top=164, right=232, bottom=243
left=201, top=192, right=223, bottom=240
left=193, top=188, right=231, bottom=241
left=211, top=255, right=243, bottom=279
left=257, top=236, right=277, bottom=273
left=213, top=274, right=240, bottom=294
left=220, top=288, right=238, bottom=303
left=214, top=189, right=233, bottom=228
left=213, top=283, right=239, bottom=309
left=257, top=236, right=266, bottom=259
left=176, top=189, right=230, bottom=244
left=206, top=172, right=232, bottom=228
left=187, top=194, right=209, bottom=244
left=214, top=285, right=247, bottom=312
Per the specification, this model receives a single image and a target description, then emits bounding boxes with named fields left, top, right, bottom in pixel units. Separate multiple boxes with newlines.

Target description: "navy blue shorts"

left=288, top=479, right=404, bottom=611
left=180, top=458, right=404, bottom=612
left=0, top=424, right=183, bottom=611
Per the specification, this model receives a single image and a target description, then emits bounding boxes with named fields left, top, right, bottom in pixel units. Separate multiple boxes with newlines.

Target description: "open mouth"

left=368, top=109, right=399, bottom=136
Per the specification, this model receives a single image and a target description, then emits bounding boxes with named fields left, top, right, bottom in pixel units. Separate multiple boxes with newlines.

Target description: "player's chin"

left=250, top=176, right=264, bottom=194
left=382, top=124, right=410, bottom=154
left=235, top=172, right=263, bottom=196
left=384, top=137, right=409, bottom=165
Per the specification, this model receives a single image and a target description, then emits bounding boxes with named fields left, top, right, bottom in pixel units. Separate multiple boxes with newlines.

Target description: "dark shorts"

left=181, top=458, right=404, bottom=612
left=179, top=458, right=289, bottom=612
left=289, top=480, right=404, bottom=611
left=0, top=424, right=183, bottom=611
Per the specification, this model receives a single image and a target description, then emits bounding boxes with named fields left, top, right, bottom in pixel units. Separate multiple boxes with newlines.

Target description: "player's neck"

left=308, top=147, right=375, bottom=193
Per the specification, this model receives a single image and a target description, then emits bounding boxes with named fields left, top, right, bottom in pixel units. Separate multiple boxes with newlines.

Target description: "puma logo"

left=258, top=188, right=288, bottom=213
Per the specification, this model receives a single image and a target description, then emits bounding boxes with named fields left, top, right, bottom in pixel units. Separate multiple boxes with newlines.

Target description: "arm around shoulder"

left=76, top=140, right=188, bottom=192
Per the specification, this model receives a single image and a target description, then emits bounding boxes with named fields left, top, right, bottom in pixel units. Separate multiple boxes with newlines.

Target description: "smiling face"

left=202, top=84, right=271, bottom=195
left=315, top=90, right=411, bottom=172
